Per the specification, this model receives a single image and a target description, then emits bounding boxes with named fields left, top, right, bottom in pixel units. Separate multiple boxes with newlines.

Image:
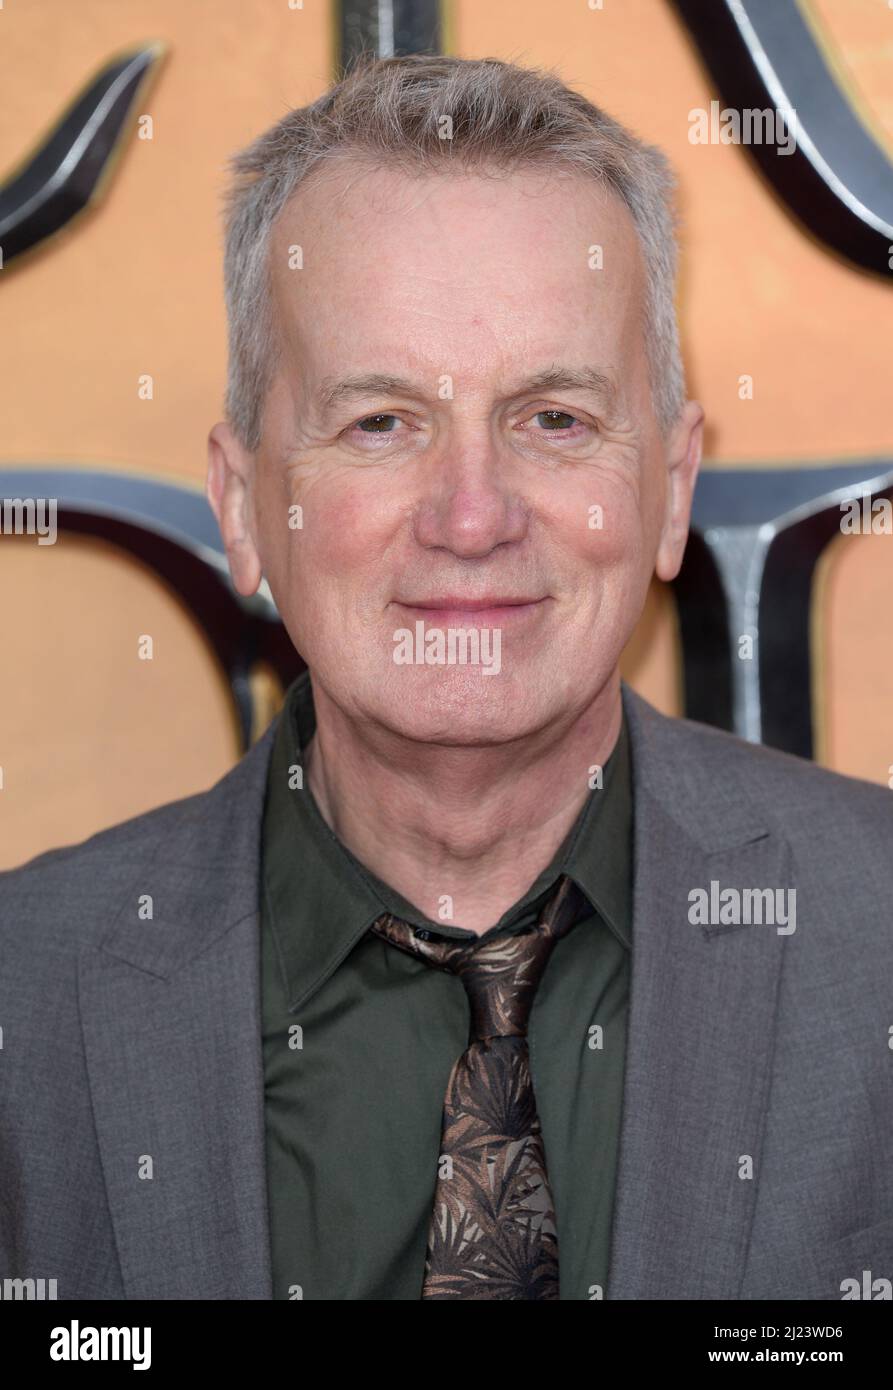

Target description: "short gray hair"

left=221, top=54, right=686, bottom=452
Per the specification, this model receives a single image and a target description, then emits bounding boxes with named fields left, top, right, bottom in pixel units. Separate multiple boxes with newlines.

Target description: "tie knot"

left=369, top=875, right=585, bottom=1042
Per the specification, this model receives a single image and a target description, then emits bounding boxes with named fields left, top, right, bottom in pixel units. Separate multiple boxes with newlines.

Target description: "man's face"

left=213, top=160, right=701, bottom=744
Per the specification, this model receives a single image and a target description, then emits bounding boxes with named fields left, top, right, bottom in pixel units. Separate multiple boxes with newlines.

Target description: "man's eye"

left=534, top=410, right=579, bottom=431
left=355, top=413, right=400, bottom=433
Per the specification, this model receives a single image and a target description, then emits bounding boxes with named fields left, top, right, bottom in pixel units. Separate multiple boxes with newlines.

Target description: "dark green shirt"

left=261, top=671, right=633, bottom=1300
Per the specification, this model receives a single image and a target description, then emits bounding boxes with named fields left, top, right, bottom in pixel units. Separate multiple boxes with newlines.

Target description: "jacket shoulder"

left=0, top=719, right=278, bottom=947
left=629, top=692, right=893, bottom=835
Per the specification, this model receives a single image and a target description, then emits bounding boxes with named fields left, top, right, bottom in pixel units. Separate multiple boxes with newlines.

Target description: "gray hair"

left=221, top=53, right=686, bottom=452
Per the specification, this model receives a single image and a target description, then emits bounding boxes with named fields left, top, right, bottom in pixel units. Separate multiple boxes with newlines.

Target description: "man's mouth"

left=395, top=597, right=550, bottom=626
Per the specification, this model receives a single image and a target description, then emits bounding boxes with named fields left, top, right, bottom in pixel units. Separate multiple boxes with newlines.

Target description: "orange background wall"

left=1, top=0, right=891, bottom=868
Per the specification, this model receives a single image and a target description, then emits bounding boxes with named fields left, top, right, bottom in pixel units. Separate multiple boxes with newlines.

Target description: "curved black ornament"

left=672, top=0, right=893, bottom=277
left=0, top=42, right=166, bottom=268
left=0, top=467, right=304, bottom=750
left=339, top=0, right=440, bottom=69
left=688, top=460, right=893, bottom=757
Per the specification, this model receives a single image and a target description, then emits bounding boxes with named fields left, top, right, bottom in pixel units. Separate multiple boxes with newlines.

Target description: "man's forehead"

left=269, top=162, right=646, bottom=390
left=270, top=157, right=640, bottom=258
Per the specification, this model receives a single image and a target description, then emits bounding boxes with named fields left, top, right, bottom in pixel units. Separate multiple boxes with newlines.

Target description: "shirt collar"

left=262, top=670, right=632, bottom=1012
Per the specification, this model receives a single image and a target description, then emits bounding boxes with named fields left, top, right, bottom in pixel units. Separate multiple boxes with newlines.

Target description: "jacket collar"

left=95, top=678, right=773, bottom=982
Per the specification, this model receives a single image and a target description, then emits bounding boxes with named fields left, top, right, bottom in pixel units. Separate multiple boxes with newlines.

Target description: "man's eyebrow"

left=317, top=374, right=420, bottom=411
left=315, top=366, right=617, bottom=412
left=511, top=366, right=617, bottom=407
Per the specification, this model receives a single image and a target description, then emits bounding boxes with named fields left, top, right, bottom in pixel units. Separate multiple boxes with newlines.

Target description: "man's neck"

left=302, top=675, right=623, bottom=934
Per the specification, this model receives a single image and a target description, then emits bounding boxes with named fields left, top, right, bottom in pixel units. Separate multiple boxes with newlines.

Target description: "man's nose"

left=412, top=448, right=530, bottom=558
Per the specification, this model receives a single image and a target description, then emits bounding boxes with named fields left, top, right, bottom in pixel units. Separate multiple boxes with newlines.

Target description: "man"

left=1, top=54, right=892, bottom=1302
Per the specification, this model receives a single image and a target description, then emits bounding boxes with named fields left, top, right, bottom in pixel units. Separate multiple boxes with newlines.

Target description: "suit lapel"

left=608, top=684, right=793, bottom=1298
left=79, top=722, right=279, bottom=1299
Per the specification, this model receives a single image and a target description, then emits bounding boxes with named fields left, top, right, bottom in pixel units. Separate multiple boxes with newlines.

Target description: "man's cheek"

left=294, top=527, right=366, bottom=588
left=576, top=505, right=643, bottom=566
left=300, top=487, right=385, bottom=569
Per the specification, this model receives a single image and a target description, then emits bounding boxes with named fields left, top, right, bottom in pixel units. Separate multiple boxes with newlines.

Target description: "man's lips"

left=395, top=597, right=549, bottom=625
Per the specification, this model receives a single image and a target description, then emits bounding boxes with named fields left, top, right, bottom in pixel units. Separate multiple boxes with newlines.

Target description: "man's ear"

left=655, top=399, right=704, bottom=583
left=206, top=421, right=263, bottom=597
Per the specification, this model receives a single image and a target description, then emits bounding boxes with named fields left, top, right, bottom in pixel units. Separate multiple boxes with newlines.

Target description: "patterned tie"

left=369, top=873, right=586, bottom=1300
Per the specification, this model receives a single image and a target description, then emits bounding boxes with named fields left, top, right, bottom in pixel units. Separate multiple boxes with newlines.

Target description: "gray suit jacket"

left=2, top=682, right=892, bottom=1300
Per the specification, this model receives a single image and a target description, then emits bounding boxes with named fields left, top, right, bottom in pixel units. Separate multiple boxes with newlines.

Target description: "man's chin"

left=370, top=668, right=552, bottom=746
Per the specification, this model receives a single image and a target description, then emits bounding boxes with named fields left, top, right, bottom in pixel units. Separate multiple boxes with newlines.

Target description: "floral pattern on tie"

left=370, top=874, right=584, bottom=1299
